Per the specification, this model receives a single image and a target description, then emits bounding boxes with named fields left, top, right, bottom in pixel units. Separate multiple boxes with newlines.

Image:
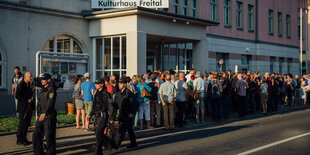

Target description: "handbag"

left=193, top=90, right=201, bottom=100
left=141, top=82, right=152, bottom=98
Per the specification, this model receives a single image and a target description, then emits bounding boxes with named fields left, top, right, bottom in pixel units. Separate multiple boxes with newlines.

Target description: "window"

left=287, top=58, right=292, bottom=73
left=163, top=43, right=192, bottom=73
left=268, top=10, right=274, bottom=34
left=192, top=0, right=197, bottom=17
left=224, top=0, right=231, bottom=27
left=173, top=0, right=178, bottom=14
left=95, top=36, right=126, bottom=78
left=286, top=15, right=291, bottom=38
left=248, top=5, right=254, bottom=31
left=236, top=1, right=243, bottom=29
left=210, top=0, right=217, bottom=21
left=216, top=53, right=227, bottom=72
left=43, top=35, right=83, bottom=53
left=182, top=0, right=187, bottom=15
left=278, top=12, right=282, bottom=36
left=279, top=58, right=283, bottom=75
left=270, top=57, right=275, bottom=73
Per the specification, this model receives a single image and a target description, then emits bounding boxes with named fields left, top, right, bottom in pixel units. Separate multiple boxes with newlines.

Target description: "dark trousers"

left=249, top=93, right=256, bottom=114
left=115, top=118, right=136, bottom=146
left=238, top=95, right=246, bottom=117
left=176, top=101, right=186, bottom=127
left=17, top=110, right=32, bottom=143
left=33, top=114, right=57, bottom=155
left=95, top=117, right=115, bottom=155
left=211, top=98, right=221, bottom=121
left=163, top=102, right=174, bottom=129
left=222, top=95, right=230, bottom=119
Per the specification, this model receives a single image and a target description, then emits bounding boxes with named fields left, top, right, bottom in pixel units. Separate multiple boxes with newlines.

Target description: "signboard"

left=92, top=0, right=169, bottom=9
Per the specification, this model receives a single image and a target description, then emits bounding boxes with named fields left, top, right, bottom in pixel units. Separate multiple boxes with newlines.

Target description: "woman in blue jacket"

left=136, top=75, right=152, bottom=129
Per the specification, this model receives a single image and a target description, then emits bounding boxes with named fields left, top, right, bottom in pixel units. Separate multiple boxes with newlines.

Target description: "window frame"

left=224, top=0, right=231, bottom=27
left=278, top=12, right=283, bottom=37
left=248, top=4, right=254, bottom=31
left=182, top=0, right=188, bottom=16
left=286, top=14, right=291, bottom=38
left=210, top=0, right=217, bottom=22
left=236, top=1, right=243, bottom=29
left=43, top=35, right=83, bottom=54
left=268, top=9, right=274, bottom=35
left=192, top=0, right=197, bottom=17
left=173, top=0, right=179, bottom=14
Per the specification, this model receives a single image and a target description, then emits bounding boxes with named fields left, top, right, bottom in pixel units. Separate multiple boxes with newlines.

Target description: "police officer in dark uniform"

left=15, top=72, right=34, bottom=146
left=33, top=73, right=57, bottom=155
left=115, top=78, right=137, bottom=149
left=87, top=78, right=117, bottom=155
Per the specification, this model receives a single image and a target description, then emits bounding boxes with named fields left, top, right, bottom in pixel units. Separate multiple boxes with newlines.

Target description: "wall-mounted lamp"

left=172, top=19, right=176, bottom=23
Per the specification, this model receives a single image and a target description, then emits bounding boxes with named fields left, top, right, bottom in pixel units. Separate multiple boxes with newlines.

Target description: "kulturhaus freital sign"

left=92, top=0, right=169, bottom=8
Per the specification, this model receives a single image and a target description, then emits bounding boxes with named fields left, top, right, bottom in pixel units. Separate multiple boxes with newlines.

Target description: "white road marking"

left=237, top=132, right=310, bottom=155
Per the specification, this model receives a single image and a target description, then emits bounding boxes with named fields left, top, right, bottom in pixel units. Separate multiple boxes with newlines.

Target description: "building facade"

left=0, top=0, right=303, bottom=116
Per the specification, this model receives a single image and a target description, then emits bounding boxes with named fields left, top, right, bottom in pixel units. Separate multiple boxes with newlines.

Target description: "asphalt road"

left=109, top=108, right=310, bottom=155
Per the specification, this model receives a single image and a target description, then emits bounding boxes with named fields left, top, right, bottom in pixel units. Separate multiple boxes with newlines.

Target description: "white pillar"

left=192, top=38, right=208, bottom=73
left=126, top=31, right=147, bottom=76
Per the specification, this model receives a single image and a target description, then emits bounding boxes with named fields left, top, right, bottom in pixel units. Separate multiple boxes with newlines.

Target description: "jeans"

left=138, top=102, right=150, bottom=120
left=211, top=98, right=221, bottom=121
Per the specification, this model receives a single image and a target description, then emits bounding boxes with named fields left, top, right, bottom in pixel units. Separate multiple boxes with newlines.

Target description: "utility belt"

left=95, top=111, right=108, bottom=118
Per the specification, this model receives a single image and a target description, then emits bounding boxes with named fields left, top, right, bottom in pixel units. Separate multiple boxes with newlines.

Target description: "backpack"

left=72, top=84, right=83, bottom=100
left=210, top=81, right=221, bottom=99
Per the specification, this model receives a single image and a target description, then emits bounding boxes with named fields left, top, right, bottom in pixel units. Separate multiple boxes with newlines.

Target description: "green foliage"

left=0, top=112, right=77, bottom=134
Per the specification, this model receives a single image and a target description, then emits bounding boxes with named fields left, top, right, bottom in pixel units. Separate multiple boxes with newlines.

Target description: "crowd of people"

left=11, top=65, right=310, bottom=154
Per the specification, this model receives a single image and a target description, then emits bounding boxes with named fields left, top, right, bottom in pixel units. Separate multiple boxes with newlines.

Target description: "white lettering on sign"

left=92, top=0, right=169, bottom=9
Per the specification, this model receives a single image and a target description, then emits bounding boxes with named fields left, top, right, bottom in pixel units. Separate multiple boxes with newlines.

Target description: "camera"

left=51, top=75, right=64, bottom=89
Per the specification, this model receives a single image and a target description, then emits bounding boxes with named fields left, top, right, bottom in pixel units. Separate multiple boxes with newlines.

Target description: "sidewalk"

left=0, top=105, right=309, bottom=155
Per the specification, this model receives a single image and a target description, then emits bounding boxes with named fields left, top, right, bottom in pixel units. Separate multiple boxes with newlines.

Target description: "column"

left=192, top=38, right=208, bottom=73
left=126, top=31, right=147, bottom=76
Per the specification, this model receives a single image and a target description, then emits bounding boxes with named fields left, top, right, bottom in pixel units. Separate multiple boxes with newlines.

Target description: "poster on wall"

left=76, top=63, right=87, bottom=75
left=61, top=62, right=68, bottom=74
left=51, top=62, right=60, bottom=74
left=69, top=63, right=76, bottom=74
left=43, top=61, right=50, bottom=73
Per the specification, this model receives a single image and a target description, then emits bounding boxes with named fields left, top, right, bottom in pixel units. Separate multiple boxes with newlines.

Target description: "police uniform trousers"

left=115, top=118, right=136, bottom=146
left=95, top=116, right=114, bottom=155
left=32, top=113, right=57, bottom=155
left=17, top=107, right=32, bottom=143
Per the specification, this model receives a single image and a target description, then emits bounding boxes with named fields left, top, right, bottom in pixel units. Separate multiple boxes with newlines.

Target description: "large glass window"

left=224, top=0, right=231, bottom=26
left=210, top=0, right=217, bottom=21
left=268, top=10, right=274, bottom=34
left=43, top=35, right=83, bottom=53
left=173, top=0, right=178, bottom=13
left=278, top=12, right=283, bottom=36
left=163, top=43, right=192, bottom=73
left=286, top=15, right=291, bottom=38
left=270, top=57, right=275, bottom=73
left=95, top=36, right=126, bottom=78
left=279, top=57, right=283, bottom=75
left=236, top=1, right=243, bottom=29
left=287, top=58, right=292, bottom=73
left=217, top=53, right=227, bottom=72
left=248, top=5, right=254, bottom=31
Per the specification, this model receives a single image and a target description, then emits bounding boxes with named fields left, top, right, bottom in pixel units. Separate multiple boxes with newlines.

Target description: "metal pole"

left=300, top=8, right=303, bottom=76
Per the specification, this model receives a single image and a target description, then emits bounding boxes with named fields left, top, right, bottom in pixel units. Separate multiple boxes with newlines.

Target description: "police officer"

left=115, top=78, right=137, bottom=149
left=33, top=73, right=57, bottom=155
left=87, top=78, right=117, bottom=155
left=15, top=72, right=33, bottom=146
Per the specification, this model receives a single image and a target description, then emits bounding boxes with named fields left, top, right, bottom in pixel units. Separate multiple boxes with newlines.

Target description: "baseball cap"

left=40, top=73, right=51, bottom=80
left=94, top=78, right=104, bottom=84
left=84, top=72, right=91, bottom=78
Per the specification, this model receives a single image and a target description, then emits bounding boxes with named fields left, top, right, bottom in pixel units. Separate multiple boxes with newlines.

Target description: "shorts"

left=84, top=101, right=93, bottom=116
left=75, top=99, right=84, bottom=110
left=261, top=93, right=268, bottom=103
left=195, top=97, right=205, bottom=109
left=138, top=102, right=150, bottom=120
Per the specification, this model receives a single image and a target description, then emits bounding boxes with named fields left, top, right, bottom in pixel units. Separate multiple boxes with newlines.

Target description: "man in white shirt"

left=193, top=72, right=207, bottom=123
left=185, top=68, right=195, bottom=83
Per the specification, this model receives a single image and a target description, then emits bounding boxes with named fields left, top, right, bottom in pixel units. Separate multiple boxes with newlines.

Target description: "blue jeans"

left=211, top=98, right=222, bottom=121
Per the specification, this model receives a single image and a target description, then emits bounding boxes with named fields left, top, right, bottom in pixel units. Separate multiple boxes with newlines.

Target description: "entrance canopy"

left=84, top=7, right=218, bottom=77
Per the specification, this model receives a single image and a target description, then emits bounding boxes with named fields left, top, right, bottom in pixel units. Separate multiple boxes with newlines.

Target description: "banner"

left=92, top=0, right=169, bottom=9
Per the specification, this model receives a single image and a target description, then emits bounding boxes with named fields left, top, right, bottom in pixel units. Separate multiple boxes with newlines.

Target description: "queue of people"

left=12, top=65, right=310, bottom=154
